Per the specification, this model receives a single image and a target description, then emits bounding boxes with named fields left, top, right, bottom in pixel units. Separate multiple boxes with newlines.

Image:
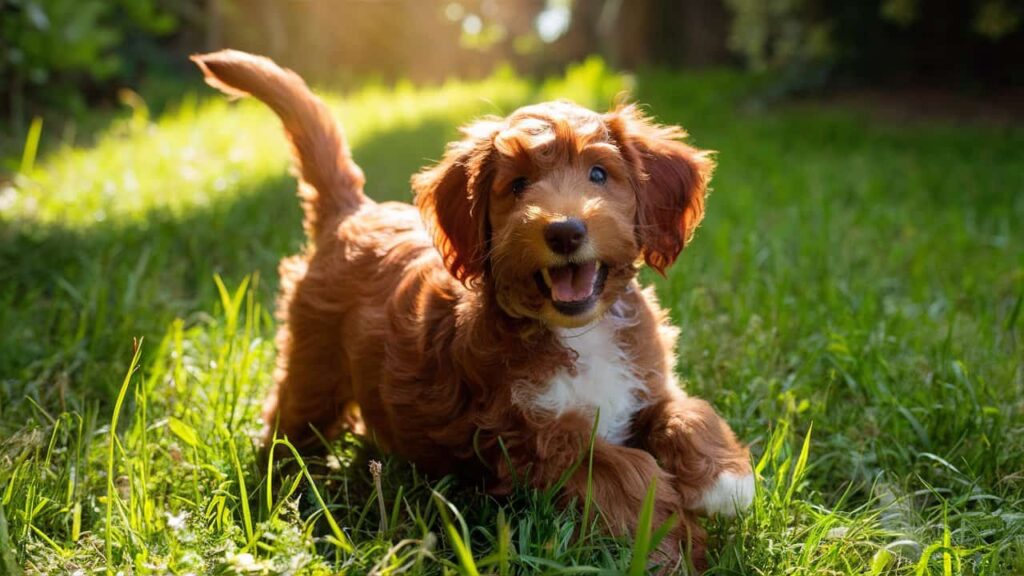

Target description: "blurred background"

left=2, top=0, right=1023, bottom=132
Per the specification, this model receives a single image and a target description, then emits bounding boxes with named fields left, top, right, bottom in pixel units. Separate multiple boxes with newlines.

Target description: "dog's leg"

left=263, top=255, right=350, bottom=453
left=265, top=323, right=348, bottom=452
left=499, top=419, right=706, bottom=572
left=634, top=391, right=754, bottom=518
left=563, top=441, right=706, bottom=572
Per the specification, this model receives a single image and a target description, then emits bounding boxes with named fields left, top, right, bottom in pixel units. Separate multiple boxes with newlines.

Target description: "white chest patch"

left=521, top=316, right=647, bottom=445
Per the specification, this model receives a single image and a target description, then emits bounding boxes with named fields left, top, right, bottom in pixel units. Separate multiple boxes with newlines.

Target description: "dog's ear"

left=605, top=105, right=715, bottom=274
left=413, top=118, right=503, bottom=286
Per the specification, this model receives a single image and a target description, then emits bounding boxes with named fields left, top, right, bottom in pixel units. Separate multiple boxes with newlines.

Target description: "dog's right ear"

left=413, top=118, right=503, bottom=286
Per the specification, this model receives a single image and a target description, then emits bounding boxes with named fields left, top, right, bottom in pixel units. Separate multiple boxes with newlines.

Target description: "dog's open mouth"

left=534, top=260, right=609, bottom=316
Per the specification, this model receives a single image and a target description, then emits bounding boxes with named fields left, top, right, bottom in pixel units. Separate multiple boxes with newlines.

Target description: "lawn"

left=1, top=60, right=1022, bottom=574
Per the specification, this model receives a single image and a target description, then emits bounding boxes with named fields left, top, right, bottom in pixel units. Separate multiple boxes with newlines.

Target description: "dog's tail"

left=191, top=50, right=367, bottom=242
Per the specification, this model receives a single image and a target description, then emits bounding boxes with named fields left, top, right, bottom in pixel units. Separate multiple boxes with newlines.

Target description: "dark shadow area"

left=354, top=118, right=455, bottom=203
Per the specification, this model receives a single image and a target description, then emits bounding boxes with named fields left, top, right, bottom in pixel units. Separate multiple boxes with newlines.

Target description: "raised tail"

left=191, top=50, right=367, bottom=242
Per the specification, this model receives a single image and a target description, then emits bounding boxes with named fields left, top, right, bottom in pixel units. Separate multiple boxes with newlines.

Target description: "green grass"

left=1, top=59, right=1022, bottom=574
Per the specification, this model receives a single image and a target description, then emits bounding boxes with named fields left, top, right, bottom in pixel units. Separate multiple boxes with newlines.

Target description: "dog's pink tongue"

left=549, top=261, right=598, bottom=302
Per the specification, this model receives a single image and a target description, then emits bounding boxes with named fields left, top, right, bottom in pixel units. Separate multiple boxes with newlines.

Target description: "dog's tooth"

left=541, top=268, right=553, bottom=288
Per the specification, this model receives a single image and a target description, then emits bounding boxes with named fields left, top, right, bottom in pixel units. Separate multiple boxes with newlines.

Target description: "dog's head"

left=414, top=101, right=714, bottom=328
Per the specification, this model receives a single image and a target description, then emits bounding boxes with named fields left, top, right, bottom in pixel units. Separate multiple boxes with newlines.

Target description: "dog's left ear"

left=605, top=105, right=715, bottom=274
left=413, top=118, right=503, bottom=286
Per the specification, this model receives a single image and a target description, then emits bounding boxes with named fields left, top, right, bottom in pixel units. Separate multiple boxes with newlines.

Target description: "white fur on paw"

left=699, top=472, right=755, bottom=517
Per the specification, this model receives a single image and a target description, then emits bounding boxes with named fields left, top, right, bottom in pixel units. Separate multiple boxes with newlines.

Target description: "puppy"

left=193, top=50, right=753, bottom=569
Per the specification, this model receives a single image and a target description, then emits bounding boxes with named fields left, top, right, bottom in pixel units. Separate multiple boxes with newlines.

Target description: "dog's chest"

left=523, top=318, right=647, bottom=445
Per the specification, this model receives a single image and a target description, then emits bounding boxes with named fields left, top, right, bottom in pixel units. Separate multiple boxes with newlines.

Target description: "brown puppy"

left=193, top=50, right=753, bottom=570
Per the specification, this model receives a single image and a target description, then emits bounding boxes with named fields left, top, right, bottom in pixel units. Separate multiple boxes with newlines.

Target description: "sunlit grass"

left=1, top=60, right=1022, bottom=574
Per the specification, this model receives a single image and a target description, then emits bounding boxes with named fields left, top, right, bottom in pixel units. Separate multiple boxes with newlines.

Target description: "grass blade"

left=581, top=410, right=600, bottom=539
left=0, top=502, right=20, bottom=576
left=785, top=422, right=813, bottom=504
left=628, top=477, right=658, bottom=576
left=106, top=337, right=144, bottom=574
left=432, top=490, right=480, bottom=576
left=1006, top=289, right=1022, bottom=332
left=496, top=507, right=511, bottom=576
left=19, top=116, right=42, bottom=175
left=271, top=439, right=352, bottom=552
left=226, top=429, right=254, bottom=546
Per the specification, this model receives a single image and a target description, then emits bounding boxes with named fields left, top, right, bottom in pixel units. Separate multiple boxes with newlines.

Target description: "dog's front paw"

left=698, top=472, right=755, bottom=517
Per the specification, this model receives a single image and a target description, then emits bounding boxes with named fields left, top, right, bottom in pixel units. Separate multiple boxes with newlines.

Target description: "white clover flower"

left=166, top=510, right=189, bottom=531
left=226, top=550, right=271, bottom=573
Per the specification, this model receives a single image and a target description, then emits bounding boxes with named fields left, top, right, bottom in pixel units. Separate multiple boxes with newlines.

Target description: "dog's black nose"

left=544, top=219, right=587, bottom=255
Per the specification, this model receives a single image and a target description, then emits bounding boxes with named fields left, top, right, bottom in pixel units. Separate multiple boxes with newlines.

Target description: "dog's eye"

left=589, top=166, right=607, bottom=185
left=510, top=177, right=529, bottom=196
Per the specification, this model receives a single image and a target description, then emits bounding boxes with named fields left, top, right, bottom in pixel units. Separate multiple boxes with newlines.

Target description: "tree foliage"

left=724, top=0, right=1024, bottom=86
left=1, top=0, right=179, bottom=123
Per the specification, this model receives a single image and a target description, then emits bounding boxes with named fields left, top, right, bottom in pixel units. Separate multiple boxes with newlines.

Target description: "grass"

left=1, top=58, right=1022, bottom=574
